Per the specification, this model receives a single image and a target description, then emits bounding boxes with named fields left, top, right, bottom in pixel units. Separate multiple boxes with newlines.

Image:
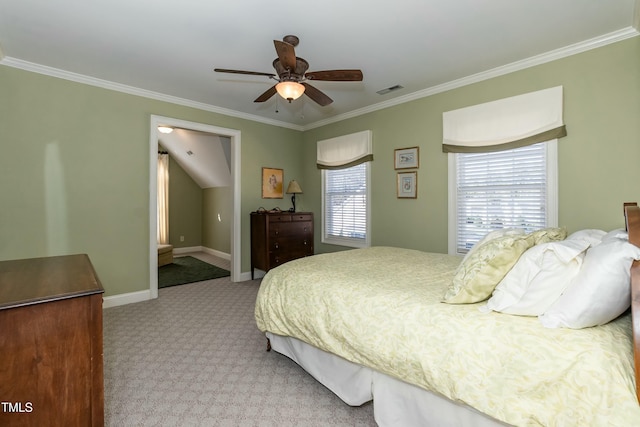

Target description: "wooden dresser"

left=250, top=211, right=314, bottom=278
left=0, top=254, right=104, bottom=427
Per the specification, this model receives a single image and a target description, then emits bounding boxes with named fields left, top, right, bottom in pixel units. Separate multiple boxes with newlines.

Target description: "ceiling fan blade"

left=254, top=85, right=278, bottom=103
left=273, top=40, right=297, bottom=71
left=302, top=83, right=333, bottom=106
left=214, top=68, right=276, bottom=78
left=305, top=69, right=363, bottom=81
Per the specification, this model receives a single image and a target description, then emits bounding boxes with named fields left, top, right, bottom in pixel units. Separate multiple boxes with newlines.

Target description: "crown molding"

left=1, top=27, right=637, bottom=133
left=302, top=27, right=639, bottom=130
left=0, top=58, right=304, bottom=131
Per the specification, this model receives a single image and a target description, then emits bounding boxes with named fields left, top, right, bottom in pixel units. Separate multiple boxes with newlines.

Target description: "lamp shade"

left=286, top=180, right=303, bottom=194
left=276, top=81, right=305, bottom=102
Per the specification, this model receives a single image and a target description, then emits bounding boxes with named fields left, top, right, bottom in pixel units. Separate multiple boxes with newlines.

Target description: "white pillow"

left=566, top=229, right=606, bottom=247
left=602, top=228, right=628, bottom=242
left=481, top=239, right=590, bottom=316
left=539, top=237, right=640, bottom=329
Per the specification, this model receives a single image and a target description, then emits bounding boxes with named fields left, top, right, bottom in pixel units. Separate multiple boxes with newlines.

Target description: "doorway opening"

left=149, top=115, right=241, bottom=299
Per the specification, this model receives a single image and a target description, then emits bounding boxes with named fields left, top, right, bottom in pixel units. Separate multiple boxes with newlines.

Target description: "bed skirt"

left=266, top=331, right=373, bottom=406
left=266, top=332, right=508, bottom=427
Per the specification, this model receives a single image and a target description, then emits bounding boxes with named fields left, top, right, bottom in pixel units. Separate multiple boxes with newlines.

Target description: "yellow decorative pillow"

left=443, top=233, right=536, bottom=304
left=528, top=227, right=567, bottom=244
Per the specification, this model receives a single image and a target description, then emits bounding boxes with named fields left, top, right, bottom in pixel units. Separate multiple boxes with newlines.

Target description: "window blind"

left=324, top=163, right=368, bottom=245
left=455, top=142, right=548, bottom=254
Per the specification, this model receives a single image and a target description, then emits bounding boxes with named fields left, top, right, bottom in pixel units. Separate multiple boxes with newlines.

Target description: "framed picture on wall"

left=262, top=167, right=284, bottom=198
left=397, top=171, right=417, bottom=199
left=394, top=146, right=419, bottom=169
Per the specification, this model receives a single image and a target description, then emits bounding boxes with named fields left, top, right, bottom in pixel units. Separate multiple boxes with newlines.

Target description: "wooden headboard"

left=625, top=203, right=640, bottom=404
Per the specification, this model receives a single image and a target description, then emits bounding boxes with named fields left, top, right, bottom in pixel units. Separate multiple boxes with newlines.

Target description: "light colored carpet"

left=103, top=253, right=376, bottom=426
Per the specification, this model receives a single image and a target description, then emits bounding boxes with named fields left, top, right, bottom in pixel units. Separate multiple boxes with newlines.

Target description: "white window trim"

left=321, top=162, right=372, bottom=248
left=447, top=140, right=558, bottom=255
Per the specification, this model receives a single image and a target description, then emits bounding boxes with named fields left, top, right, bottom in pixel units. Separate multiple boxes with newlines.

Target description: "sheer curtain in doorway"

left=157, top=152, right=169, bottom=244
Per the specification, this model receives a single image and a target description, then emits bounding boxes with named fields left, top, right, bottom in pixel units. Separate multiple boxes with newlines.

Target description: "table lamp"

left=286, top=180, right=303, bottom=212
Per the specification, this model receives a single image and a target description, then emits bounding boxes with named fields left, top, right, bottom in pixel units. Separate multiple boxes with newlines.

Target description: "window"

left=448, top=141, right=557, bottom=255
left=322, top=162, right=371, bottom=248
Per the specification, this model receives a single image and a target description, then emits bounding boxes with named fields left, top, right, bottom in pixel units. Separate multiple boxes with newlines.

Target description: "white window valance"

left=442, top=86, right=566, bottom=153
left=317, top=130, right=373, bottom=170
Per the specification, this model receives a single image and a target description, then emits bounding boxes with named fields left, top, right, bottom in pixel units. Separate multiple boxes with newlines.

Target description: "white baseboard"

left=247, top=269, right=266, bottom=280
left=202, top=246, right=231, bottom=260
left=238, top=270, right=263, bottom=281
left=102, top=289, right=154, bottom=309
left=173, top=245, right=203, bottom=255
left=103, top=247, right=247, bottom=309
left=173, top=246, right=231, bottom=261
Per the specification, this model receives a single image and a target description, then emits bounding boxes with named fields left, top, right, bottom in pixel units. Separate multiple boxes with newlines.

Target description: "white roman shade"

left=442, top=86, right=566, bottom=153
left=317, top=130, right=373, bottom=169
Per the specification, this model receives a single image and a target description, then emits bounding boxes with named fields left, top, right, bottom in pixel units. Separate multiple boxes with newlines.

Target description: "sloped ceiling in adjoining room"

left=158, top=128, right=231, bottom=189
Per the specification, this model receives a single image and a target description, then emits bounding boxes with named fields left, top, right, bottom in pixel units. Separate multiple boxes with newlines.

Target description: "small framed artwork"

left=394, top=146, right=419, bottom=169
left=262, top=167, right=284, bottom=199
left=397, top=171, right=417, bottom=199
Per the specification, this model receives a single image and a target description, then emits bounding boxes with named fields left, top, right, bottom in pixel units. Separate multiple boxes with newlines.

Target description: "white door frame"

left=149, top=115, right=241, bottom=298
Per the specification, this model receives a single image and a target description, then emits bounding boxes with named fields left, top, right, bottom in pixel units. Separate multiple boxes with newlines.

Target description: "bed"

left=255, top=204, right=640, bottom=426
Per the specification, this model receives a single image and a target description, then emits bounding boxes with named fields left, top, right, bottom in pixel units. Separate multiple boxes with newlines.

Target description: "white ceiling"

left=159, top=129, right=231, bottom=189
left=0, top=0, right=638, bottom=130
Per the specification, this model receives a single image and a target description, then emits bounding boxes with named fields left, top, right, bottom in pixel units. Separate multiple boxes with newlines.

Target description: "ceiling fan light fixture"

left=276, top=81, right=305, bottom=102
left=158, top=126, right=174, bottom=134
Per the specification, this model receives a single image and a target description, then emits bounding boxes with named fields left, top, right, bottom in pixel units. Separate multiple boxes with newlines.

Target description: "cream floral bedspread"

left=255, top=247, right=640, bottom=426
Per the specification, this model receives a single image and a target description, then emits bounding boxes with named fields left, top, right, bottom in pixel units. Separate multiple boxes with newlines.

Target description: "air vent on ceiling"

left=376, top=85, right=404, bottom=95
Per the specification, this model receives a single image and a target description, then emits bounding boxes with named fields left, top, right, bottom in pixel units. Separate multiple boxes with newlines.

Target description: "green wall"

left=0, top=65, right=301, bottom=296
left=1, top=36, right=638, bottom=299
left=167, top=156, right=202, bottom=248
left=203, top=186, right=231, bottom=253
left=302, top=36, right=640, bottom=254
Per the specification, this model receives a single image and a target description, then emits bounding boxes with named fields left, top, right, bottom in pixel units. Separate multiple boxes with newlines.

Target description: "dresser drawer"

left=269, top=236, right=313, bottom=252
left=269, top=221, right=312, bottom=238
left=267, top=214, right=292, bottom=223
left=269, top=246, right=313, bottom=267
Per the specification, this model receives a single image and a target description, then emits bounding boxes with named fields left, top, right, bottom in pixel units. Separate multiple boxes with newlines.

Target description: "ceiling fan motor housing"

left=273, top=57, right=309, bottom=82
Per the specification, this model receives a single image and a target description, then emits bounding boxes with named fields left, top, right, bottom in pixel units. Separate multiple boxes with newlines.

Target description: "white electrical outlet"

left=180, top=235, right=184, bottom=242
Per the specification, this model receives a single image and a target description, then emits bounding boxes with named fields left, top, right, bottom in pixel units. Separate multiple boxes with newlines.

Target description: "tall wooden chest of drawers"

left=250, top=211, right=314, bottom=278
left=0, top=254, right=104, bottom=426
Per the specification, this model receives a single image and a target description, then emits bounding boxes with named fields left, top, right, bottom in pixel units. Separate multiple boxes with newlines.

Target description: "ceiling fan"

left=214, top=35, right=363, bottom=106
